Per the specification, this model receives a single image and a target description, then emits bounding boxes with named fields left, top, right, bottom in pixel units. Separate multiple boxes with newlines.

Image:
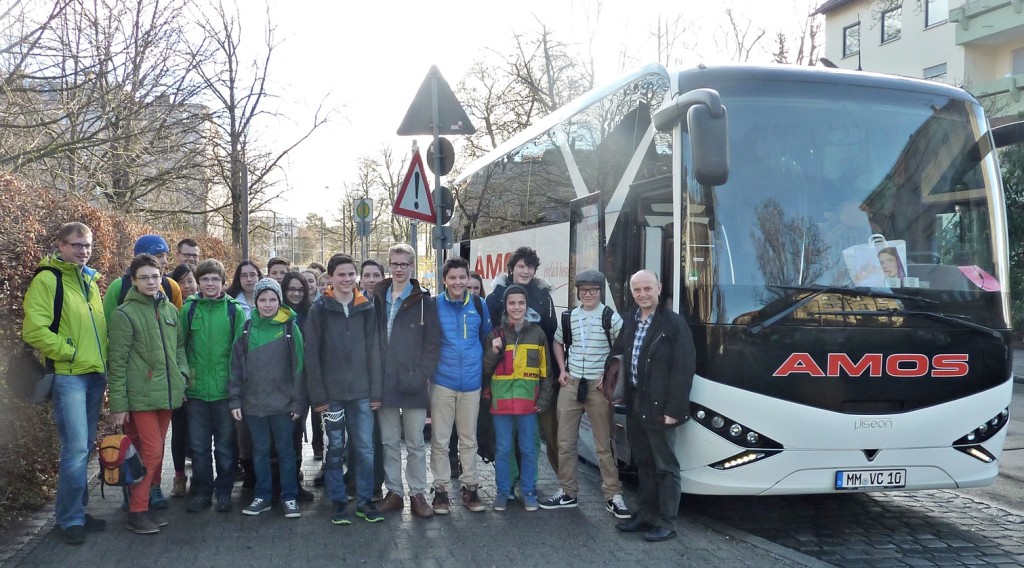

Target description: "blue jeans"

left=324, top=399, right=374, bottom=505
left=247, top=414, right=297, bottom=502
left=185, top=399, right=236, bottom=499
left=493, top=413, right=538, bottom=497
left=52, top=373, right=106, bottom=529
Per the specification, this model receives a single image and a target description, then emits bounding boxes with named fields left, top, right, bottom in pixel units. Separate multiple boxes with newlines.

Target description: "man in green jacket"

left=107, top=254, right=189, bottom=535
left=179, top=259, right=245, bottom=513
left=22, top=222, right=108, bottom=545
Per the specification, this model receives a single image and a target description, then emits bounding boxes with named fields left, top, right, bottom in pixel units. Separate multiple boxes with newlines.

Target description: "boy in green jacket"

left=107, top=254, right=189, bottom=535
left=180, top=259, right=245, bottom=513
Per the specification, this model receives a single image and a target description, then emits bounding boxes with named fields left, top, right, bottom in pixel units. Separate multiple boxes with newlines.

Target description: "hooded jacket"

left=371, top=278, right=442, bottom=408
left=180, top=293, right=246, bottom=402
left=22, top=254, right=108, bottom=376
left=304, top=287, right=382, bottom=408
left=486, top=273, right=557, bottom=344
left=106, top=288, right=188, bottom=413
left=433, top=292, right=491, bottom=392
left=483, top=319, right=554, bottom=415
left=228, top=305, right=306, bottom=417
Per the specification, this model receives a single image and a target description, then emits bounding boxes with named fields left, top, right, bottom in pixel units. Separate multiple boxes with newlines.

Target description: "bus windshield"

left=694, top=80, right=1008, bottom=328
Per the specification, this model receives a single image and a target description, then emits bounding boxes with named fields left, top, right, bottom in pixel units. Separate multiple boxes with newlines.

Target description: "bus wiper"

left=809, top=308, right=1002, bottom=340
left=746, top=285, right=936, bottom=335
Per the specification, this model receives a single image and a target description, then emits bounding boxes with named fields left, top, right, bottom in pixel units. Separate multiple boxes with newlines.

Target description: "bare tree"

left=772, top=3, right=823, bottom=66
left=718, top=7, right=767, bottom=63
left=650, top=13, right=695, bottom=68
left=191, top=1, right=329, bottom=245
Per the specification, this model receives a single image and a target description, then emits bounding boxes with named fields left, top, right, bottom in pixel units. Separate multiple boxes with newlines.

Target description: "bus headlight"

left=690, top=403, right=783, bottom=451
left=952, top=407, right=1008, bottom=447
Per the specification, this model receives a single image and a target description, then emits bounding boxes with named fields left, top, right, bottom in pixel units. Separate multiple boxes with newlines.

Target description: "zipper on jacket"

left=81, top=269, right=108, bottom=374
left=154, top=296, right=175, bottom=409
left=642, top=332, right=668, bottom=386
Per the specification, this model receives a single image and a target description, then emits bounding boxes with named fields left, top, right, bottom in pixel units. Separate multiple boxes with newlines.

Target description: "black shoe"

left=356, top=502, right=383, bottom=523
left=59, top=525, right=86, bottom=545
left=615, top=516, right=655, bottom=533
left=331, top=502, right=351, bottom=525
left=186, top=496, right=212, bottom=513
left=216, top=496, right=232, bottom=513
left=83, top=514, right=106, bottom=532
left=313, top=469, right=325, bottom=486
left=297, top=486, right=315, bottom=502
left=644, top=526, right=678, bottom=542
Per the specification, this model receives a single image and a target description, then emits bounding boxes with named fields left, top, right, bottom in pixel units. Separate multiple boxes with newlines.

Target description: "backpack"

left=22, top=268, right=64, bottom=403
left=97, top=434, right=147, bottom=497
left=561, top=305, right=614, bottom=351
left=117, top=273, right=173, bottom=304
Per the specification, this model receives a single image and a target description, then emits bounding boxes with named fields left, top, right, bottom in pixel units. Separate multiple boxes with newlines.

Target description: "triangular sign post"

left=396, top=66, right=476, bottom=136
left=393, top=151, right=436, bottom=223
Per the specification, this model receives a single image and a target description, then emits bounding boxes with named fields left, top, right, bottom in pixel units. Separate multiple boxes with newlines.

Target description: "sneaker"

left=148, top=512, right=169, bottom=527
left=126, top=512, right=159, bottom=534
left=171, top=475, right=188, bottom=498
left=606, top=495, right=632, bottom=519
left=313, top=448, right=324, bottom=461
left=378, top=491, right=404, bottom=513
left=539, top=491, right=578, bottom=510
left=492, top=491, right=509, bottom=512
left=148, top=487, right=169, bottom=510
left=283, top=500, right=301, bottom=518
left=523, top=493, right=539, bottom=512
left=356, top=502, right=384, bottom=523
left=59, top=524, right=86, bottom=545
left=216, top=496, right=232, bottom=513
left=83, top=514, right=107, bottom=532
left=410, top=493, right=434, bottom=518
left=242, top=497, right=271, bottom=516
left=331, top=502, right=351, bottom=525
left=461, top=486, right=485, bottom=513
left=432, top=489, right=451, bottom=515
left=186, top=496, right=212, bottom=513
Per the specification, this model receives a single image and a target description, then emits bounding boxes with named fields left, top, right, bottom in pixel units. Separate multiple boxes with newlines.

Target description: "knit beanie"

left=503, top=284, right=528, bottom=304
left=133, top=234, right=170, bottom=256
left=254, top=277, right=282, bottom=304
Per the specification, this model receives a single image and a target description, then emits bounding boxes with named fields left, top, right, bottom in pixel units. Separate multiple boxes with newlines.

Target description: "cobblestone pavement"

left=691, top=490, right=1024, bottom=567
left=0, top=423, right=814, bottom=568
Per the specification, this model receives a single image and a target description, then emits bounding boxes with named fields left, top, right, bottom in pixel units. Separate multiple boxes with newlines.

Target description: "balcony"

left=950, top=0, right=1024, bottom=45
left=971, top=72, right=1024, bottom=121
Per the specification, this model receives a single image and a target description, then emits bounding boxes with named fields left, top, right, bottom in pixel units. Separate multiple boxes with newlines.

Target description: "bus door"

left=626, top=176, right=675, bottom=310
left=569, top=192, right=606, bottom=310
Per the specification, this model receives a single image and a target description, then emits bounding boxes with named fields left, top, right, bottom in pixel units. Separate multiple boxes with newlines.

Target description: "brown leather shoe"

left=461, top=485, right=485, bottom=512
left=379, top=491, right=404, bottom=513
left=410, top=493, right=434, bottom=518
left=432, top=489, right=451, bottom=515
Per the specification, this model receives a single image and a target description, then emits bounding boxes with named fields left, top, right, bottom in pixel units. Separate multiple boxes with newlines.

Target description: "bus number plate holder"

left=835, top=469, right=906, bottom=490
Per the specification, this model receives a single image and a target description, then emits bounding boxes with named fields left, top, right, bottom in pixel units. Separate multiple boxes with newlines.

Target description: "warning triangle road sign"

left=393, top=151, right=436, bottom=223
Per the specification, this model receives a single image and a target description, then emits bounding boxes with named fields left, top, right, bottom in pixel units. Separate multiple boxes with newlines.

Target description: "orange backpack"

left=97, top=434, right=146, bottom=497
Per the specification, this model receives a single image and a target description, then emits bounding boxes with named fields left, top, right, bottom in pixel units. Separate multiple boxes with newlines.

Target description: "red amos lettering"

left=773, top=353, right=969, bottom=378
left=474, top=252, right=513, bottom=280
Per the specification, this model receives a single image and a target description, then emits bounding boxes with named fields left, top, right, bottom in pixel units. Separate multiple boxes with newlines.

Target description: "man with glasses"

left=371, top=244, right=441, bottom=519
left=23, top=223, right=108, bottom=545
left=541, top=270, right=630, bottom=520
left=176, top=239, right=200, bottom=267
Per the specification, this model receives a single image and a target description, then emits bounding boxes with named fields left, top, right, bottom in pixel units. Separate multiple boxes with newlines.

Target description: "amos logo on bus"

left=773, top=353, right=970, bottom=378
left=475, top=253, right=512, bottom=280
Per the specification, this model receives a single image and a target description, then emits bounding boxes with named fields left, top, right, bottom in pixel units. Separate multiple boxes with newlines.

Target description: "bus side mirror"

left=688, top=104, right=729, bottom=186
left=653, top=88, right=730, bottom=187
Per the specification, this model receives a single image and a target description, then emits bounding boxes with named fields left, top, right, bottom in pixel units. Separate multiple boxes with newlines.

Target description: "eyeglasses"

left=389, top=262, right=411, bottom=270
left=198, top=276, right=222, bottom=284
left=578, top=288, right=601, bottom=296
left=135, top=274, right=162, bottom=282
left=64, top=242, right=92, bottom=251
left=286, top=287, right=305, bottom=294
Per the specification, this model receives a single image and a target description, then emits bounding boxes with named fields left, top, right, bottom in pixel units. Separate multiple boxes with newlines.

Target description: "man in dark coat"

left=613, top=270, right=695, bottom=542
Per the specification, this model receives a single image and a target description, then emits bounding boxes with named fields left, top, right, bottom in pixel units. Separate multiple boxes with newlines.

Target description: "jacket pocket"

left=525, top=348, right=540, bottom=368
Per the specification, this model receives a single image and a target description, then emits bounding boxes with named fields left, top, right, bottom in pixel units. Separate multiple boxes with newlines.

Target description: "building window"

left=923, top=63, right=947, bottom=81
left=881, top=6, right=902, bottom=43
left=1013, top=48, right=1024, bottom=76
left=926, top=0, right=948, bottom=27
left=843, top=23, right=861, bottom=57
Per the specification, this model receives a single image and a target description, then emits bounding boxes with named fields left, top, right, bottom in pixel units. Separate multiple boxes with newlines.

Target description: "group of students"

left=25, top=222, right=693, bottom=546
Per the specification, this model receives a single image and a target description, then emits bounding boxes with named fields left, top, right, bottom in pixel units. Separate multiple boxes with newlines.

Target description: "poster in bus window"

left=842, top=234, right=907, bottom=288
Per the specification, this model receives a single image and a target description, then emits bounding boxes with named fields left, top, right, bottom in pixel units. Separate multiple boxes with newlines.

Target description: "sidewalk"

left=1, top=418, right=817, bottom=568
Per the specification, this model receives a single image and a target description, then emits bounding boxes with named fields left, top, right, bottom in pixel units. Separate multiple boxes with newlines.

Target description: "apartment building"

left=815, top=0, right=1024, bottom=124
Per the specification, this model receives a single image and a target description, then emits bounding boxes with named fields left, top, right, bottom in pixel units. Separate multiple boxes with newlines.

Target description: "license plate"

left=835, top=469, right=906, bottom=490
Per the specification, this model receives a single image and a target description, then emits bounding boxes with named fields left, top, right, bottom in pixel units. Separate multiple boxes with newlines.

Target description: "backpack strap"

left=560, top=310, right=573, bottom=351
left=601, top=305, right=614, bottom=348
left=241, top=319, right=253, bottom=355
left=32, top=267, right=64, bottom=373
left=160, top=276, right=173, bottom=299
left=183, top=299, right=199, bottom=349
left=472, top=294, right=487, bottom=343
left=117, top=274, right=132, bottom=304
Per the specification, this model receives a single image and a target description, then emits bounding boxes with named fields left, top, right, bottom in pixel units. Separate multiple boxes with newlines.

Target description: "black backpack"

left=561, top=305, right=615, bottom=351
left=31, top=267, right=64, bottom=374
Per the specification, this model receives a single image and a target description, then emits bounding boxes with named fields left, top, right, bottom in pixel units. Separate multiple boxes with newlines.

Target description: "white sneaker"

left=606, top=495, right=631, bottom=519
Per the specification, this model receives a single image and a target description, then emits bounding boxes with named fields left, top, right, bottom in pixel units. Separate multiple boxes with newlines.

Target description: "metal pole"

left=410, top=220, right=418, bottom=280
left=431, top=72, right=443, bottom=294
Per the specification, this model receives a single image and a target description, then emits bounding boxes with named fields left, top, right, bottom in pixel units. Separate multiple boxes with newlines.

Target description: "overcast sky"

left=239, top=0, right=819, bottom=221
